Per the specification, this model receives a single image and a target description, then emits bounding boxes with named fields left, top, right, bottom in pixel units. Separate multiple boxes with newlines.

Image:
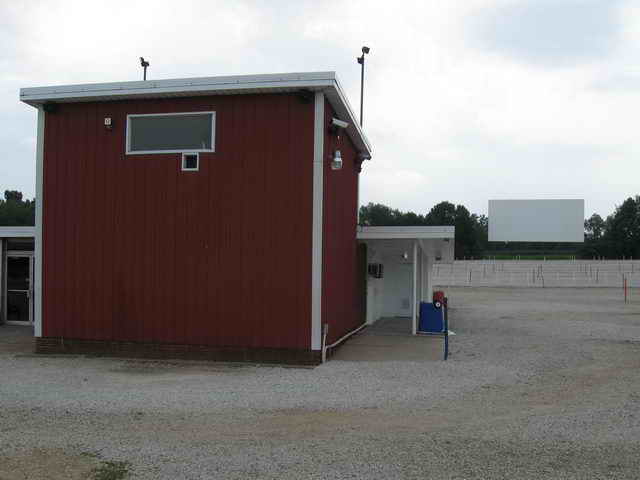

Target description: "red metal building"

left=20, top=72, right=372, bottom=364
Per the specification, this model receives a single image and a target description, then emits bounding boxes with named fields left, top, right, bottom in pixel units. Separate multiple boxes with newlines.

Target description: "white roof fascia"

left=20, top=71, right=372, bottom=157
left=0, top=226, right=36, bottom=238
left=357, top=226, right=455, bottom=240
left=19, top=72, right=335, bottom=104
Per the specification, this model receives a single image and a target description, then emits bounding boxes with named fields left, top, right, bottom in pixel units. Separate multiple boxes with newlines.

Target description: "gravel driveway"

left=1, top=287, right=639, bottom=479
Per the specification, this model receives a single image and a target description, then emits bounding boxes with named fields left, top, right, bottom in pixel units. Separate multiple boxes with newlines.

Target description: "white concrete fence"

left=433, top=260, right=640, bottom=288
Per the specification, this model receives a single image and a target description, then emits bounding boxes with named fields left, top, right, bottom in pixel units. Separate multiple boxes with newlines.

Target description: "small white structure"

left=489, top=199, right=584, bottom=243
left=357, top=226, right=455, bottom=335
left=0, top=227, right=36, bottom=325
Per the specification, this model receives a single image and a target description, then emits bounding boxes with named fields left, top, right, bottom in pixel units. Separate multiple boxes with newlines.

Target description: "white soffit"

left=20, top=71, right=372, bottom=157
left=0, top=226, right=36, bottom=238
left=357, top=225, right=455, bottom=240
left=357, top=226, right=455, bottom=264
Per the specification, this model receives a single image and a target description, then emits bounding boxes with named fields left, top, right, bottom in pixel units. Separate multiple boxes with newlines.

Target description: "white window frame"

left=181, top=152, right=200, bottom=172
left=125, top=111, right=216, bottom=155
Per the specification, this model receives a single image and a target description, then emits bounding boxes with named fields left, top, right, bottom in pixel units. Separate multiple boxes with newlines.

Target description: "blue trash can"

left=418, top=302, right=444, bottom=333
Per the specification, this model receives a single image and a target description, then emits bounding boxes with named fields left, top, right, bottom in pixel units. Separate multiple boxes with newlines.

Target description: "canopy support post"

left=412, top=240, right=418, bottom=335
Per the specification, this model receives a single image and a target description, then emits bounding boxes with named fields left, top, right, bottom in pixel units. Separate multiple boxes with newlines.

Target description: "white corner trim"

left=311, top=91, right=325, bottom=351
left=34, top=106, right=45, bottom=337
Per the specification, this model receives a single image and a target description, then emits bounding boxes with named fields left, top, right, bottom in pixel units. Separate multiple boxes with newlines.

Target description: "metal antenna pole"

left=359, top=55, right=364, bottom=126
left=357, top=46, right=370, bottom=127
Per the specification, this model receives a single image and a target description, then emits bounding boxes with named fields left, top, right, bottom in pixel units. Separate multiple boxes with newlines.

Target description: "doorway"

left=5, top=255, right=33, bottom=325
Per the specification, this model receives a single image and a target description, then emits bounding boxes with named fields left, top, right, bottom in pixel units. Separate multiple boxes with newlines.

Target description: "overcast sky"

left=2, top=0, right=639, bottom=218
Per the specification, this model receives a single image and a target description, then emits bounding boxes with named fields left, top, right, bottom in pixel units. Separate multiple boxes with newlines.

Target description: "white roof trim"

left=20, top=71, right=372, bottom=156
left=357, top=225, right=455, bottom=240
left=0, top=226, right=36, bottom=238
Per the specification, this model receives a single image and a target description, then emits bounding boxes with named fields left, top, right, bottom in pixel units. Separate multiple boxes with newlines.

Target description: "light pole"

left=357, top=46, right=370, bottom=127
left=140, top=57, right=150, bottom=81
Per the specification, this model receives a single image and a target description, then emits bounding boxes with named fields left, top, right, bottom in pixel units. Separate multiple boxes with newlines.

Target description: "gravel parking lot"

left=1, top=287, right=639, bottom=479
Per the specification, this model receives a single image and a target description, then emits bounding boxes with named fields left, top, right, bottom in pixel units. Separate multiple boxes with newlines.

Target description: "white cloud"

left=1, top=0, right=638, bottom=217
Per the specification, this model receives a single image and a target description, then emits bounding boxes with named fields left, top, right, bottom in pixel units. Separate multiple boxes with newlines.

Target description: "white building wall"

left=381, top=259, right=413, bottom=318
left=365, top=249, right=384, bottom=325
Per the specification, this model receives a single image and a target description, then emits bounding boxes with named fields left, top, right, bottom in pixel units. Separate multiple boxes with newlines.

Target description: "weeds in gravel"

left=79, top=450, right=101, bottom=459
left=90, top=460, right=131, bottom=480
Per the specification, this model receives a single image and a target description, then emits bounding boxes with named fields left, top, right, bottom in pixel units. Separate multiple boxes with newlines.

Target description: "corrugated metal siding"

left=42, top=93, right=314, bottom=350
left=321, top=99, right=364, bottom=344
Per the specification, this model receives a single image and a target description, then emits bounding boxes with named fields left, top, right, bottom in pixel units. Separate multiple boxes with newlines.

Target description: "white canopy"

left=357, top=226, right=455, bottom=334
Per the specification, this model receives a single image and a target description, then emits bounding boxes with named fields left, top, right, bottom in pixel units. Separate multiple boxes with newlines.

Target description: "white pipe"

left=321, top=324, right=328, bottom=363
left=323, top=322, right=367, bottom=358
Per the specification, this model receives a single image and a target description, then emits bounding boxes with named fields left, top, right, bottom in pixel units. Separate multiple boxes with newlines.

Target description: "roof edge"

left=20, top=71, right=372, bottom=157
left=357, top=225, right=455, bottom=240
left=20, top=71, right=337, bottom=104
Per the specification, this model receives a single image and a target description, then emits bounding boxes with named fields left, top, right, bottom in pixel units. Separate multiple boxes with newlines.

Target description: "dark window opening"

left=182, top=153, right=199, bottom=171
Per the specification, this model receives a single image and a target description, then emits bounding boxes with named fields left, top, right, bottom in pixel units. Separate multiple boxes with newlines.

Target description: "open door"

left=5, top=255, right=33, bottom=325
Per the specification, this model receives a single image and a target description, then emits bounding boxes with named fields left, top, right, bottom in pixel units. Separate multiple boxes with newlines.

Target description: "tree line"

left=582, top=196, right=640, bottom=259
left=2, top=189, right=638, bottom=260
left=0, top=191, right=35, bottom=226
left=359, top=202, right=488, bottom=258
left=360, top=196, right=640, bottom=260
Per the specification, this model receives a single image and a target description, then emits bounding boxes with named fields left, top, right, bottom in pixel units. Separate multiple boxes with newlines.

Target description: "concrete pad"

left=0, top=324, right=35, bottom=354
left=330, top=317, right=445, bottom=362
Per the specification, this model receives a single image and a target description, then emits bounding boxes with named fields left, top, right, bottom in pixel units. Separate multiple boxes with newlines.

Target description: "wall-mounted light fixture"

left=402, top=252, right=409, bottom=260
left=104, top=117, right=112, bottom=130
left=331, top=150, right=343, bottom=170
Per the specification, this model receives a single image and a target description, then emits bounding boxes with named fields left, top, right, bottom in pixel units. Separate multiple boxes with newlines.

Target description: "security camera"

left=331, top=118, right=349, bottom=129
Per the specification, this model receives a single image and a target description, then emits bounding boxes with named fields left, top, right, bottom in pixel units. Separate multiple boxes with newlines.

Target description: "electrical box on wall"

left=368, top=263, right=383, bottom=278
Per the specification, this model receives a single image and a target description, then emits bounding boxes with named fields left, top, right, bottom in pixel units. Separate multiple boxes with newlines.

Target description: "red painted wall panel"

left=321, top=99, right=364, bottom=344
left=42, top=94, right=314, bottom=350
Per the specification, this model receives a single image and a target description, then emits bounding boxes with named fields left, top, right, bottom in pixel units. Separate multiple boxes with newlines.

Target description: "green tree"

left=359, top=203, right=427, bottom=226
left=605, top=196, right=640, bottom=258
left=359, top=203, right=404, bottom=226
left=0, top=190, right=35, bottom=226
left=584, top=213, right=605, bottom=241
left=425, top=201, right=456, bottom=226
left=361, top=201, right=486, bottom=258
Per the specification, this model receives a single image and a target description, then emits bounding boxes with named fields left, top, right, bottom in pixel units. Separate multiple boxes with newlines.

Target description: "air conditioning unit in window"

left=367, top=263, right=383, bottom=279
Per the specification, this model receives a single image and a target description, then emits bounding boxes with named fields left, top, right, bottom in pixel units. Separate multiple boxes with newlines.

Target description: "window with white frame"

left=126, top=111, right=215, bottom=154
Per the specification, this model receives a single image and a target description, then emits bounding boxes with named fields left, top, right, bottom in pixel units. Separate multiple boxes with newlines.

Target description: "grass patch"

left=90, top=460, right=131, bottom=480
left=79, top=450, right=101, bottom=459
